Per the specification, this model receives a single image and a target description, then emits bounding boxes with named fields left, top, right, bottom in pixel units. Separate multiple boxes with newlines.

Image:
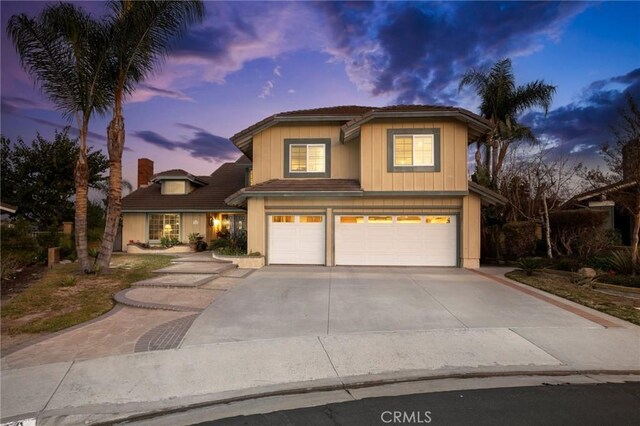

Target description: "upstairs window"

left=394, top=135, right=434, bottom=167
left=162, top=180, right=187, bottom=194
left=284, top=139, right=331, bottom=178
left=290, top=144, right=325, bottom=173
left=387, top=129, right=440, bottom=172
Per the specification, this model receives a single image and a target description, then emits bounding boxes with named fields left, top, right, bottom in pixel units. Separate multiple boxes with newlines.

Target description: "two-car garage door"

left=268, top=214, right=457, bottom=266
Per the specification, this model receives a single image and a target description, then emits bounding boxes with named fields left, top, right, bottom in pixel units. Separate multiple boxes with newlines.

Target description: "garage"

left=335, top=214, right=458, bottom=266
left=268, top=215, right=325, bottom=265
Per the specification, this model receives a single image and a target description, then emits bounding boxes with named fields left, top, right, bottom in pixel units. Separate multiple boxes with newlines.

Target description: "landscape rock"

left=577, top=267, right=597, bottom=278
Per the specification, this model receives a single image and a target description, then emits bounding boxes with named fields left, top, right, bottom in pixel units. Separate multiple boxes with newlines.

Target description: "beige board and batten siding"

left=247, top=196, right=481, bottom=266
left=359, top=120, right=468, bottom=192
left=122, top=213, right=146, bottom=248
left=251, top=123, right=360, bottom=184
left=461, top=193, right=481, bottom=268
left=181, top=213, right=208, bottom=243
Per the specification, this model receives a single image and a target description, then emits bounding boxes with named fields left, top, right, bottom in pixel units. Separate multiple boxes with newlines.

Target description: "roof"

left=152, top=169, right=207, bottom=186
left=225, top=179, right=507, bottom=207
left=122, top=162, right=249, bottom=212
left=229, top=105, right=491, bottom=159
left=468, top=181, right=508, bottom=206
left=562, top=179, right=639, bottom=207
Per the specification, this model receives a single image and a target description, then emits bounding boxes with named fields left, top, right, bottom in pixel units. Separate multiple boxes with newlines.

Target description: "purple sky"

left=1, top=1, right=639, bottom=186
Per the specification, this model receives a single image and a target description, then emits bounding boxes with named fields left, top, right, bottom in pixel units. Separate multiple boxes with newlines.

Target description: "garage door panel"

left=335, top=215, right=457, bottom=267
left=268, top=216, right=325, bottom=265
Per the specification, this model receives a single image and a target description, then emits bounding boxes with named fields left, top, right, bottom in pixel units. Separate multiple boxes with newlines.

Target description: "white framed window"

left=162, top=180, right=187, bottom=194
left=148, top=213, right=180, bottom=241
left=289, top=144, right=326, bottom=173
left=393, top=134, right=434, bottom=167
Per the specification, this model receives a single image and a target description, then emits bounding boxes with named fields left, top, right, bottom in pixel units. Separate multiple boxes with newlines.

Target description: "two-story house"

left=225, top=105, right=506, bottom=268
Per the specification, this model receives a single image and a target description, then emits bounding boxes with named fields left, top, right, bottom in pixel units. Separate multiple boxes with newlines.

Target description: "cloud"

left=288, top=89, right=296, bottom=94
left=315, top=2, right=590, bottom=104
left=259, top=80, right=274, bottom=99
left=522, top=68, right=640, bottom=161
left=133, top=84, right=194, bottom=103
left=133, top=126, right=241, bottom=162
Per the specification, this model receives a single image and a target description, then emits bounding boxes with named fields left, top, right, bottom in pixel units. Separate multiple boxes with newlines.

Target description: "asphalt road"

left=201, top=382, right=640, bottom=426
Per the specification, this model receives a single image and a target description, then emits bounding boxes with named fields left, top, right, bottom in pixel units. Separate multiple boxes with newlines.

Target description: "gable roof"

left=152, top=169, right=208, bottom=186
left=229, top=105, right=492, bottom=159
left=122, top=162, right=248, bottom=212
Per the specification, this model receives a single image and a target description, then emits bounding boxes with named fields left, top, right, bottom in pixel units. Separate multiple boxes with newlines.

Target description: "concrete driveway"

left=182, top=266, right=601, bottom=346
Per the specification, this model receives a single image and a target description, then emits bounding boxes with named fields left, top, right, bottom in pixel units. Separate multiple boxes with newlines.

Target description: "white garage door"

left=335, top=215, right=457, bottom=266
left=268, top=215, right=325, bottom=265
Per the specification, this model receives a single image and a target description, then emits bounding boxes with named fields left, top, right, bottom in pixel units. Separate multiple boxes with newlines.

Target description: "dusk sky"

left=1, top=1, right=639, bottom=187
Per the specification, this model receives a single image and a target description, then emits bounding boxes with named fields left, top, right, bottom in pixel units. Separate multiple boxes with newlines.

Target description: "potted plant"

left=188, top=232, right=200, bottom=252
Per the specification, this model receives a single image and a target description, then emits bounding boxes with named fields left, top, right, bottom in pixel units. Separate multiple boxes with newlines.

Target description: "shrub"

left=502, top=221, right=537, bottom=260
left=517, top=257, right=543, bottom=276
left=586, top=255, right=615, bottom=272
left=188, top=232, right=201, bottom=243
left=574, top=228, right=619, bottom=258
left=551, top=257, right=583, bottom=272
left=597, top=274, right=640, bottom=288
left=210, top=238, right=229, bottom=250
left=607, top=249, right=639, bottom=275
left=59, top=234, right=75, bottom=259
left=196, top=240, right=208, bottom=252
left=57, top=276, right=76, bottom=287
left=549, top=210, right=608, bottom=256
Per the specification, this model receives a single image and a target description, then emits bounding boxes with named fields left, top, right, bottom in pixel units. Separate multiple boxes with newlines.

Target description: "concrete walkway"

left=2, top=266, right=639, bottom=425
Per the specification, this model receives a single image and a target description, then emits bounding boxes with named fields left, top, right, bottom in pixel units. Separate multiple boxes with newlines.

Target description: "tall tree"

left=459, top=58, right=556, bottom=188
left=1, top=131, right=108, bottom=229
left=8, top=4, right=112, bottom=273
left=97, top=0, right=204, bottom=271
left=583, top=95, right=640, bottom=273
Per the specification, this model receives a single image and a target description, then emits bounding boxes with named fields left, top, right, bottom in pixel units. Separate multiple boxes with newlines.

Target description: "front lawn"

left=1, top=254, right=172, bottom=335
left=506, top=270, right=640, bottom=326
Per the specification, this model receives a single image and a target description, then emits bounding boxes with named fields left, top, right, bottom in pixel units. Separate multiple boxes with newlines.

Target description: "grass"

left=506, top=270, right=640, bottom=326
left=1, top=254, right=173, bottom=335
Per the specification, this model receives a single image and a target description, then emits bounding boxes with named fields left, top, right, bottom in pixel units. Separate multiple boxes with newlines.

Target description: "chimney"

left=138, top=158, right=154, bottom=188
left=622, top=139, right=640, bottom=181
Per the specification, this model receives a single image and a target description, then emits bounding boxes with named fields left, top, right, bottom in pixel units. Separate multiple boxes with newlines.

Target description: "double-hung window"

left=284, top=139, right=331, bottom=178
left=387, top=129, right=440, bottom=172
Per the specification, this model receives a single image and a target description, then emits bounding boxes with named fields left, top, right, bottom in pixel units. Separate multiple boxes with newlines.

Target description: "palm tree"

left=97, top=0, right=204, bottom=271
left=459, top=58, right=556, bottom=188
left=8, top=3, right=112, bottom=273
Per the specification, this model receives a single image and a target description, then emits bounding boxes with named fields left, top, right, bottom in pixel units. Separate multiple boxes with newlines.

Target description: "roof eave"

left=468, top=181, right=508, bottom=206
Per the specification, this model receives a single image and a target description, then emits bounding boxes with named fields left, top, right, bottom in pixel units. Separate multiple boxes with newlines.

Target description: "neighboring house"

left=563, top=180, right=638, bottom=246
left=225, top=105, right=506, bottom=268
left=563, top=140, right=640, bottom=246
left=0, top=202, right=17, bottom=214
left=121, top=156, right=250, bottom=250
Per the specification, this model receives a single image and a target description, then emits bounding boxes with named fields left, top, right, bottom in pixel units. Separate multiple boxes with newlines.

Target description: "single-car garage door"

left=268, top=215, right=325, bottom=265
left=335, top=215, right=457, bottom=266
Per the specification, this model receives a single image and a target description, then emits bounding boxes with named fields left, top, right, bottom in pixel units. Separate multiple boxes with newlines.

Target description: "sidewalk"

left=2, top=325, right=639, bottom=425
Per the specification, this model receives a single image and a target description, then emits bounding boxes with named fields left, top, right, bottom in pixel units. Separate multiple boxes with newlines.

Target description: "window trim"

left=283, top=139, right=331, bottom=178
left=387, top=128, right=441, bottom=172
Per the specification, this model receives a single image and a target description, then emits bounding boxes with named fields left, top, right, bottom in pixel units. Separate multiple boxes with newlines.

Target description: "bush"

left=607, top=249, right=639, bottom=275
left=517, top=257, right=543, bottom=276
left=549, top=210, right=608, bottom=256
left=59, top=234, right=75, bottom=260
left=502, top=221, right=537, bottom=260
left=586, top=255, right=615, bottom=272
left=597, top=274, right=640, bottom=288
left=574, top=228, right=620, bottom=258
left=1, top=220, right=40, bottom=270
left=211, top=230, right=247, bottom=253
left=551, top=257, right=583, bottom=272
left=210, top=238, right=229, bottom=250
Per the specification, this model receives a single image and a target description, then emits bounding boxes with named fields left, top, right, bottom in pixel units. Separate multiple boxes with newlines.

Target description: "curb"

left=114, top=289, right=202, bottom=312
left=47, top=369, right=640, bottom=426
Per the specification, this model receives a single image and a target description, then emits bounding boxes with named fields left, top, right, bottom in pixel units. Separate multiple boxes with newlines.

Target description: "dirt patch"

left=1, top=263, right=47, bottom=306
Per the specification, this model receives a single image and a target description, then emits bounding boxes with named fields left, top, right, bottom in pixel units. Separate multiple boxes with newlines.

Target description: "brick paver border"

left=134, top=314, right=199, bottom=352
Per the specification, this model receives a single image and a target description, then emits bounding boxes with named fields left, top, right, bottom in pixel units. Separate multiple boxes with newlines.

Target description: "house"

left=121, top=156, right=250, bottom=249
left=225, top=105, right=506, bottom=268
left=562, top=139, right=639, bottom=246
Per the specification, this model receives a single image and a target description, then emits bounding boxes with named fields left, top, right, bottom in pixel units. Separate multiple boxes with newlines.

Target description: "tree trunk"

left=543, top=194, right=553, bottom=259
left=75, top=118, right=92, bottom=273
left=490, top=140, right=500, bottom=188
left=97, top=94, right=125, bottom=272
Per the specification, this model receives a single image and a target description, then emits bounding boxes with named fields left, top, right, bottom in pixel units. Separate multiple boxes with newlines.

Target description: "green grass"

left=1, top=254, right=172, bottom=334
left=506, top=270, right=640, bottom=326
